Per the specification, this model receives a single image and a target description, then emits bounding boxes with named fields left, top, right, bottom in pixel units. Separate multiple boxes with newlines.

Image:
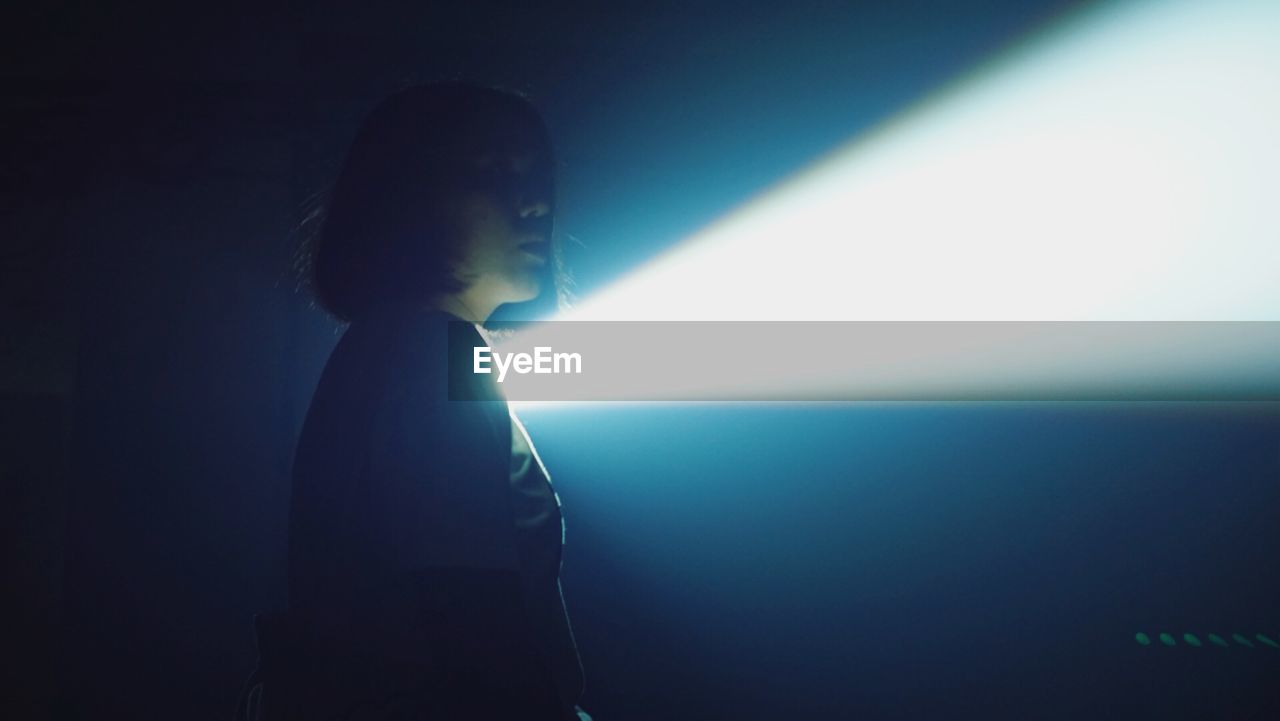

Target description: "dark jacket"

left=267, top=304, right=584, bottom=721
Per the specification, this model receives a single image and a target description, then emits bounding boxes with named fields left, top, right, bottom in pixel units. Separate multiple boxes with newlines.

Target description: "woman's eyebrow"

left=510, top=153, right=538, bottom=173
left=473, top=150, right=501, bottom=168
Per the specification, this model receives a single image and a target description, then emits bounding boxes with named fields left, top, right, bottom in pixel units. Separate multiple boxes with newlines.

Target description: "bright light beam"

left=566, top=0, right=1280, bottom=323
left=506, top=0, right=1280, bottom=407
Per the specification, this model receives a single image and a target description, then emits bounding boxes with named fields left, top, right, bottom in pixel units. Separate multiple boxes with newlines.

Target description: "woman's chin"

left=504, top=274, right=543, bottom=304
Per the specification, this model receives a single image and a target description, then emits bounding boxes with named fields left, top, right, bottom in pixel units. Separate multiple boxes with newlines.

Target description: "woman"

left=248, top=82, right=590, bottom=721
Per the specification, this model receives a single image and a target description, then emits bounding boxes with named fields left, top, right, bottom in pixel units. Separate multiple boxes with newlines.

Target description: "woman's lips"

left=519, top=238, right=549, bottom=260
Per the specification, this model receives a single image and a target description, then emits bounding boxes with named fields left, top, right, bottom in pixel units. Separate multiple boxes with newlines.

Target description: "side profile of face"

left=448, top=145, right=554, bottom=317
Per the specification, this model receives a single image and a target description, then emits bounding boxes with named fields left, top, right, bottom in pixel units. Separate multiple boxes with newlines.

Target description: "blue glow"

left=565, top=0, right=1280, bottom=322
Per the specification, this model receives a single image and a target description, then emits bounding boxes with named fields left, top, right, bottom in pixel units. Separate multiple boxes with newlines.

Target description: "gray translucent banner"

left=451, top=322, right=1280, bottom=401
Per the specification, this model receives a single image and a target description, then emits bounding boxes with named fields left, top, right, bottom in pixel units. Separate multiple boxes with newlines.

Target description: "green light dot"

left=1232, top=633, right=1255, bottom=648
left=1159, top=633, right=1177, bottom=646
left=1208, top=634, right=1229, bottom=647
left=1257, top=634, right=1280, bottom=649
left=1183, top=633, right=1202, bottom=647
left=1135, top=633, right=1151, bottom=646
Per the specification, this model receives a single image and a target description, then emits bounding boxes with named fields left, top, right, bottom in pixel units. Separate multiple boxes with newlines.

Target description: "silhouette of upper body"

left=287, top=302, right=586, bottom=720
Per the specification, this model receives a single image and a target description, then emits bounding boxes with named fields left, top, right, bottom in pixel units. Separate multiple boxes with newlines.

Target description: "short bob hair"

left=303, top=82, right=570, bottom=324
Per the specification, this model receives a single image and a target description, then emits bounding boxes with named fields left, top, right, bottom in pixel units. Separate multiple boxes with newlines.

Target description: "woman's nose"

left=520, top=199, right=550, bottom=219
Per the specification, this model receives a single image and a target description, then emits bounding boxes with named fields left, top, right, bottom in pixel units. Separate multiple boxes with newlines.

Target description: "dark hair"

left=299, top=82, right=572, bottom=324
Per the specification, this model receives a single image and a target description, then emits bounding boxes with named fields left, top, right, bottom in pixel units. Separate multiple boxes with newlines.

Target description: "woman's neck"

left=431, top=291, right=495, bottom=325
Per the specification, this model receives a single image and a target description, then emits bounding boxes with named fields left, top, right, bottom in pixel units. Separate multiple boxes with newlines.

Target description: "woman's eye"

left=482, top=164, right=520, bottom=181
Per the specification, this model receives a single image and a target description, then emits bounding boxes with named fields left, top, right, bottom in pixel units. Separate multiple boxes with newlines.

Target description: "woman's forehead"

left=466, top=112, right=550, bottom=150
left=428, top=112, right=553, bottom=172
left=481, top=127, right=550, bottom=154
left=473, top=146, right=546, bottom=168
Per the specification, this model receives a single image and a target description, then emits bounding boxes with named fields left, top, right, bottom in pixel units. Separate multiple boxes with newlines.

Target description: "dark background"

left=3, top=1, right=1278, bottom=719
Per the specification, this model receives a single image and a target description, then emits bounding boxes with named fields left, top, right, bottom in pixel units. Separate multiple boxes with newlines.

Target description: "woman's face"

left=449, top=145, right=554, bottom=309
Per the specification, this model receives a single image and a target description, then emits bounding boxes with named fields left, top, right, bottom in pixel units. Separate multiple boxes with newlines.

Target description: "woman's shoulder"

left=344, top=305, right=503, bottom=406
left=346, top=304, right=457, bottom=349
left=341, top=305, right=462, bottom=373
